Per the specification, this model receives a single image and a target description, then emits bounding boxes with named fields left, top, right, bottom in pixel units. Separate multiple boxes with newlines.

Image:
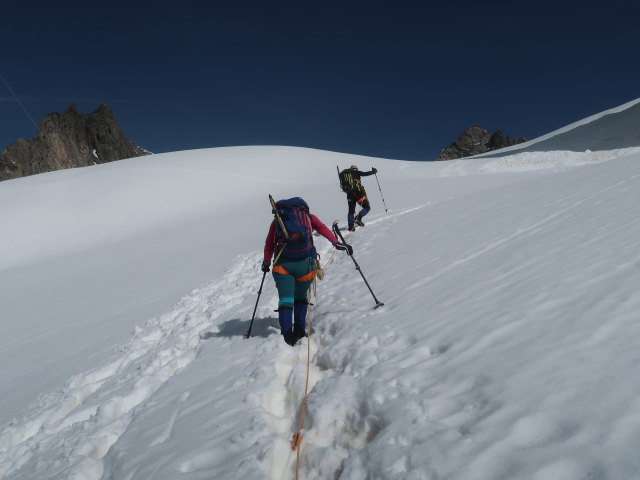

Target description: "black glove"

left=334, top=242, right=353, bottom=255
left=371, top=167, right=377, bottom=174
left=261, top=261, right=270, bottom=273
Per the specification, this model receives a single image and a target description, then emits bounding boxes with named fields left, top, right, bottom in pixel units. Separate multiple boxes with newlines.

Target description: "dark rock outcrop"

left=0, top=104, right=150, bottom=181
left=435, top=125, right=526, bottom=161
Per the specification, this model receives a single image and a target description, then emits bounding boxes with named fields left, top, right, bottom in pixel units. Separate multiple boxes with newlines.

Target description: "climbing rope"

left=290, top=230, right=352, bottom=479
left=291, top=275, right=316, bottom=479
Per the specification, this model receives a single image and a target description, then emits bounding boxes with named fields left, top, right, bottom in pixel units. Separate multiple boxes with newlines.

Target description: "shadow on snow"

left=200, top=316, right=280, bottom=339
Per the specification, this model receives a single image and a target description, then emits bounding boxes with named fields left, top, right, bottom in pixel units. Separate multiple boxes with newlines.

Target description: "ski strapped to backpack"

left=269, top=195, right=317, bottom=262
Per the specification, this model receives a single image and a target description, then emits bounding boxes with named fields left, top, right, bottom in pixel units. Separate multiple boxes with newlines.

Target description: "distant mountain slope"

left=0, top=104, right=150, bottom=181
left=476, top=98, right=640, bottom=158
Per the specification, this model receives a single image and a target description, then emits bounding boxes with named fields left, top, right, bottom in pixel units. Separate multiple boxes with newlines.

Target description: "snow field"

left=102, top=208, right=427, bottom=480
left=97, top=155, right=640, bottom=480
left=0, top=254, right=258, bottom=478
left=2, top=113, right=640, bottom=479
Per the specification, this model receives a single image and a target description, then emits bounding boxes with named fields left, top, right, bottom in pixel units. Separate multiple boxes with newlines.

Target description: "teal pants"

left=272, top=257, right=314, bottom=334
left=272, top=257, right=314, bottom=307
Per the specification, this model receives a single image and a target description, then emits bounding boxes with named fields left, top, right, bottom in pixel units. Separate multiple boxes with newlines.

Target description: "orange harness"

left=272, top=264, right=316, bottom=282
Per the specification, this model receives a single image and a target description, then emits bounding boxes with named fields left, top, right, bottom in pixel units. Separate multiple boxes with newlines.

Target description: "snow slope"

left=474, top=97, right=640, bottom=156
left=1, top=99, right=640, bottom=479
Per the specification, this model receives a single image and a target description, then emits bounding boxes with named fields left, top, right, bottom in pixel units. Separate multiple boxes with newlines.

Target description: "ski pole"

left=246, top=270, right=267, bottom=338
left=332, top=221, right=384, bottom=309
left=374, top=170, right=388, bottom=213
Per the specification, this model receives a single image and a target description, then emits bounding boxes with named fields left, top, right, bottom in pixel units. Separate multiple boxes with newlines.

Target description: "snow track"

left=0, top=206, right=429, bottom=479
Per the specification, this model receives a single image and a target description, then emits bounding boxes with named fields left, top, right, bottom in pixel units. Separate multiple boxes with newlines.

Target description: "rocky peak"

left=0, top=104, right=150, bottom=181
left=435, top=125, right=526, bottom=161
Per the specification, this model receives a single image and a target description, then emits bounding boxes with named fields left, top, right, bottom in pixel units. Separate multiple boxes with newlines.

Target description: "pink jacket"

left=263, top=213, right=337, bottom=264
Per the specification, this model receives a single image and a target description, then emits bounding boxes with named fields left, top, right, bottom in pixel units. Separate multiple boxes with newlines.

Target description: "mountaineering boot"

left=280, top=307, right=299, bottom=346
left=283, top=329, right=299, bottom=346
left=293, top=328, right=307, bottom=341
left=348, top=223, right=356, bottom=231
left=354, top=214, right=364, bottom=227
left=293, top=301, right=308, bottom=339
left=278, top=306, right=293, bottom=337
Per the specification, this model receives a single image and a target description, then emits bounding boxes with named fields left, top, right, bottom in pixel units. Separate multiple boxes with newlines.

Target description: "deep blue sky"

left=2, top=1, right=639, bottom=161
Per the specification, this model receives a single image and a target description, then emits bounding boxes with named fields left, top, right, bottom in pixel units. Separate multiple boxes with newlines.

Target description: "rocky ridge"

left=0, top=104, right=150, bottom=181
left=435, top=125, right=526, bottom=161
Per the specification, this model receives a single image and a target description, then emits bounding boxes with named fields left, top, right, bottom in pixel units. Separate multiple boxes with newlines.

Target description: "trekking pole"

left=247, top=194, right=287, bottom=339
left=332, top=221, right=384, bottom=309
left=246, top=270, right=267, bottom=338
left=373, top=169, right=388, bottom=213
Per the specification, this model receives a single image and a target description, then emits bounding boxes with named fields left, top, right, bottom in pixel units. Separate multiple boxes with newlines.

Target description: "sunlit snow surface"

left=1, top=100, right=640, bottom=479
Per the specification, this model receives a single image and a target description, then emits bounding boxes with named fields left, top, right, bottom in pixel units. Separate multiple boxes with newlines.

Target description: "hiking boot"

left=283, top=330, right=299, bottom=346
left=354, top=215, right=364, bottom=227
left=348, top=223, right=356, bottom=232
left=293, top=328, right=307, bottom=340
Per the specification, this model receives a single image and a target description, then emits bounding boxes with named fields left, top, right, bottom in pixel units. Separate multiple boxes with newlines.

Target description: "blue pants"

left=272, top=258, right=314, bottom=334
left=347, top=193, right=370, bottom=226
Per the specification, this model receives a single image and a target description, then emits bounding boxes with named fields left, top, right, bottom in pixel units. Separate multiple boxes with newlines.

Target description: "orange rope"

left=290, top=231, right=352, bottom=479
left=291, top=276, right=315, bottom=479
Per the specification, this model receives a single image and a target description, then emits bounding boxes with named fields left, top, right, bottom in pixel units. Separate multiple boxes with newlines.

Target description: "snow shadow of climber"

left=200, top=316, right=280, bottom=339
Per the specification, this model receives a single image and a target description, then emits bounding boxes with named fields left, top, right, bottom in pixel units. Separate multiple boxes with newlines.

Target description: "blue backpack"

left=273, top=197, right=316, bottom=260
